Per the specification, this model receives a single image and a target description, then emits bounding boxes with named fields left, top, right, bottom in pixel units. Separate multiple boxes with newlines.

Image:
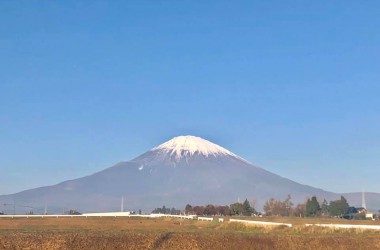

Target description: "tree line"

left=263, top=195, right=363, bottom=218
left=152, top=195, right=371, bottom=219
left=184, top=199, right=257, bottom=216
left=152, top=205, right=181, bottom=215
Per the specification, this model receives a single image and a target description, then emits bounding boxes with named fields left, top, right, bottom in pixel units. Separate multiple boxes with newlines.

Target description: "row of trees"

left=304, top=196, right=350, bottom=217
left=154, top=195, right=362, bottom=218
left=152, top=205, right=181, bottom=215
left=185, top=199, right=256, bottom=216
left=263, top=195, right=354, bottom=218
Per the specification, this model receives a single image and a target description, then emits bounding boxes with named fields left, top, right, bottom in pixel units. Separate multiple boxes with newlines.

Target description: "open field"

left=1, top=216, right=380, bottom=249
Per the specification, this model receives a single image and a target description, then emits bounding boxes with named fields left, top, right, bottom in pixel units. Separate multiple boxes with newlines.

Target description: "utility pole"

left=121, top=196, right=124, bottom=212
left=362, top=190, right=367, bottom=209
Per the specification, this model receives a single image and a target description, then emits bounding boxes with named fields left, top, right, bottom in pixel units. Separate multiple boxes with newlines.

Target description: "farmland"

left=1, top=216, right=380, bottom=249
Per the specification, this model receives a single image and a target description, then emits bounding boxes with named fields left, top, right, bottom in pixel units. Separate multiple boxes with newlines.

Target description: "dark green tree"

left=305, top=196, right=321, bottom=217
left=242, top=198, right=255, bottom=216
left=329, top=196, right=349, bottom=217
left=321, top=199, right=329, bottom=216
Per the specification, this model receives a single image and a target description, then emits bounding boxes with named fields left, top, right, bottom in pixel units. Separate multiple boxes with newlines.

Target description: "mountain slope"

left=1, top=136, right=379, bottom=213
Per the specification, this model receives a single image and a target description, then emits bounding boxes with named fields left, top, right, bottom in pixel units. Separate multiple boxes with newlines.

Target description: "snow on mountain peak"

left=151, top=135, right=241, bottom=160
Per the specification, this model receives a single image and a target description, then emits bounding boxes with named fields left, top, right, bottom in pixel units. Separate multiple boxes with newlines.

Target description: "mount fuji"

left=1, top=136, right=379, bottom=213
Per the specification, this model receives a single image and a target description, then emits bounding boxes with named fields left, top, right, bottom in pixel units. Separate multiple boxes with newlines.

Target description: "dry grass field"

left=1, top=216, right=380, bottom=250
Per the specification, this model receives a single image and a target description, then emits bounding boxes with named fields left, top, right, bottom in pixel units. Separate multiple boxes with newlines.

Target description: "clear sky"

left=1, top=1, right=379, bottom=195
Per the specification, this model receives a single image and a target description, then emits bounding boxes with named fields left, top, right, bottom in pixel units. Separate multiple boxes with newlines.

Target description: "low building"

left=356, top=207, right=367, bottom=214
left=365, top=213, right=374, bottom=220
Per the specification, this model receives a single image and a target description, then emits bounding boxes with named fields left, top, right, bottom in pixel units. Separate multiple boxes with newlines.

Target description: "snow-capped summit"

left=132, top=135, right=250, bottom=167
left=151, top=135, right=240, bottom=160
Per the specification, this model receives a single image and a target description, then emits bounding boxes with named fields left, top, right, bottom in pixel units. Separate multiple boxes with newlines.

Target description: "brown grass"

left=0, top=217, right=379, bottom=249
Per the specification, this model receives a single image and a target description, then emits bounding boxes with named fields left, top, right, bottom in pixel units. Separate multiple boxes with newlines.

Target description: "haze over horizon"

left=1, top=1, right=379, bottom=195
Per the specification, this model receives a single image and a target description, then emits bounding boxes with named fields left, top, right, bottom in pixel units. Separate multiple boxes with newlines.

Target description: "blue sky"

left=1, top=1, right=379, bottom=195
